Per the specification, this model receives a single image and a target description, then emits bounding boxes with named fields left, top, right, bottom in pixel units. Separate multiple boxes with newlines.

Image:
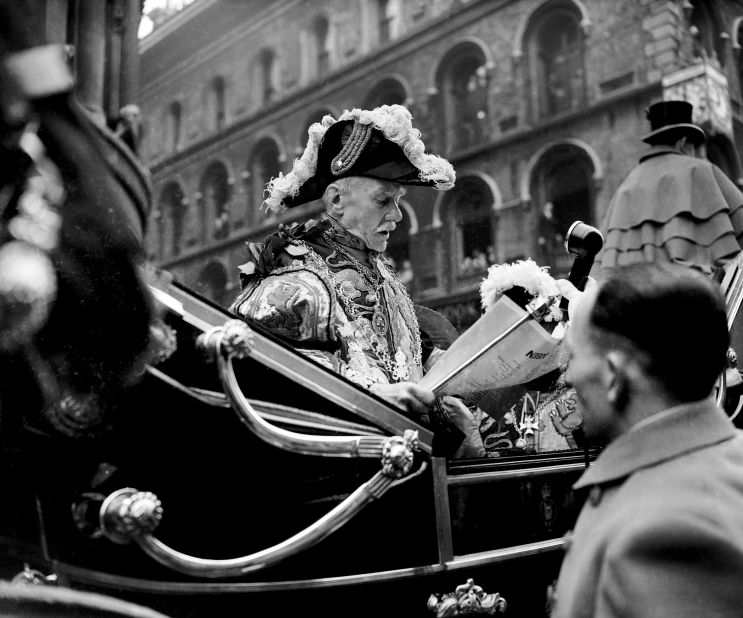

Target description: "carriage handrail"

left=715, top=250, right=743, bottom=408
left=100, top=458, right=422, bottom=577
left=199, top=319, right=405, bottom=458
left=149, top=282, right=434, bottom=450
left=145, top=365, right=386, bottom=436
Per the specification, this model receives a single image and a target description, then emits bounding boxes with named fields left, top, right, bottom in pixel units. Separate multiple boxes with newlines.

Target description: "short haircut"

left=322, top=176, right=404, bottom=207
left=590, top=263, right=729, bottom=402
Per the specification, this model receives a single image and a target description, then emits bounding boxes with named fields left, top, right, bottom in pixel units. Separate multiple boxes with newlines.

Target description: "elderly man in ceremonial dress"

left=230, top=105, right=485, bottom=454
left=552, top=263, right=743, bottom=617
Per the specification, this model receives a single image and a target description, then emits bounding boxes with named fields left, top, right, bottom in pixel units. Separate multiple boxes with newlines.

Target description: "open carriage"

left=2, top=26, right=743, bottom=618
left=0, top=270, right=589, bottom=617
left=0, top=240, right=739, bottom=618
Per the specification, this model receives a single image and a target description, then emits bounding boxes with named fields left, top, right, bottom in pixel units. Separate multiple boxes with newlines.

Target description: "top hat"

left=642, top=100, right=706, bottom=146
left=264, top=105, right=455, bottom=214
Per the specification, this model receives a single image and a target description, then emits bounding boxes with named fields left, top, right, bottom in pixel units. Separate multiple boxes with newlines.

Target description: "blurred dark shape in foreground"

left=0, top=0, right=153, bottom=448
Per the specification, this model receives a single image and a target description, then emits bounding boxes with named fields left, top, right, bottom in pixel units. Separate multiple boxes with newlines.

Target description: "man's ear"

left=605, top=351, right=629, bottom=411
left=324, top=183, right=343, bottom=217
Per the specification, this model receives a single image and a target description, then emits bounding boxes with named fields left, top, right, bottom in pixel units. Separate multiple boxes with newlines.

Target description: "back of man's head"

left=590, top=263, right=728, bottom=403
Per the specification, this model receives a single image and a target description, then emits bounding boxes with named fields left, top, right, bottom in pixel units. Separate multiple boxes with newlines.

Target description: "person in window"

left=230, top=104, right=484, bottom=456
left=537, top=201, right=564, bottom=268
left=600, top=99, right=743, bottom=277
left=551, top=263, right=743, bottom=617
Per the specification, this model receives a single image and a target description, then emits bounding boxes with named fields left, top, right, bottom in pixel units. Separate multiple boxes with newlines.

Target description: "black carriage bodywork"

left=0, top=276, right=598, bottom=618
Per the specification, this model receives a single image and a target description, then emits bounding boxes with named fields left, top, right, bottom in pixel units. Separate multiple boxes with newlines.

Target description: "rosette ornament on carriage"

left=601, top=100, right=743, bottom=276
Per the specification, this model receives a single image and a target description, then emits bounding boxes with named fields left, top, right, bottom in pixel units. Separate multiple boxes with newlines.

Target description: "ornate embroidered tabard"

left=231, top=231, right=422, bottom=389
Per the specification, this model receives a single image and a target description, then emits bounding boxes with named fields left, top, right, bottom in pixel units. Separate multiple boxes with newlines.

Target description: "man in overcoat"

left=552, top=262, right=743, bottom=617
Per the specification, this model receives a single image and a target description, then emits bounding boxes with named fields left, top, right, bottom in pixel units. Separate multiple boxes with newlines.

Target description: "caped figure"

left=552, top=263, right=743, bottom=617
left=600, top=100, right=743, bottom=276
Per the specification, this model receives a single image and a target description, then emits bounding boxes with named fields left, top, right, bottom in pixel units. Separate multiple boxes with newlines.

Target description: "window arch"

left=363, top=76, right=408, bottom=108
left=165, top=101, right=182, bottom=152
left=525, top=3, right=586, bottom=120
left=158, top=182, right=187, bottom=258
left=312, top=15, right=330, bottom=79
left=255, top=48, right=278, bottom=106
left=370, top=0, right=403, bottom=45
left=435, top=41, right=490, bottom=152
left=385, top=200, right=415, bottom=290
left=688, top=1, right=725, bottom=67
left=199, top=161, right=231, bottom=241
left=195, top=260, right=230, bottom=307
left=297, top=108, right=336, bottom=155
left=528, top=143, right=596, bottom=277
left=441, top=175, right=496, bottom=279
left=707, top=133, right=740, bottom=183
left=246, top=138, right=283, bottom=218
left=205, top=76, right=226, bottom=131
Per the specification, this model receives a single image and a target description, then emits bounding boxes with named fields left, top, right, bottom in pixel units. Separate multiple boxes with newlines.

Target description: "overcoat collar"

left=574, top=398, right=737, bottom=490
left=638, top=144, right=685, bottom=164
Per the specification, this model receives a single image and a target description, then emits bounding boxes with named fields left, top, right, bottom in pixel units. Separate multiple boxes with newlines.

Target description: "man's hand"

left=556, top=277, right=596, bottom=320
left=440, top=396, right=486, bottom=458
left=370, top=381, right=435, bottom=420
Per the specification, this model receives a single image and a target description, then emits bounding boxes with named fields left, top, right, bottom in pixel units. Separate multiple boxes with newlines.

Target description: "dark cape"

left=600, top=145, right=743, bottom=276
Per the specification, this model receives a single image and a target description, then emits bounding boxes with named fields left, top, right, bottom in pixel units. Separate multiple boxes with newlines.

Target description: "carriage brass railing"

left=98, top=458, right=422, bottom=578
left=716, top=251, right=743, bottom=410
left=198, top=319, right=402, bottom=459
left=149, top=282, right=433, bottom=450
left=95, top=317, right=426, bottom=577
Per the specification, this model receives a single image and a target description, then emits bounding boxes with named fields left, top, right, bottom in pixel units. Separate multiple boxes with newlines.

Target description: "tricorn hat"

left=642, top=100, right=706, bottom=146
left=264, top=105, right=455, bottom=214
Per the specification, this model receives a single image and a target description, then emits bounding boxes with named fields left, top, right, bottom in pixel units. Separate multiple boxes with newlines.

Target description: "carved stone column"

left=76, top=0, right=107, bottom=123
left=120, top=0, right=142, bottom=106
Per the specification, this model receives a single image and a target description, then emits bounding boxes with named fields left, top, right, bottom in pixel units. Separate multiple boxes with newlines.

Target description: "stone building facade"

left=140, top=0, right=743, bottom=330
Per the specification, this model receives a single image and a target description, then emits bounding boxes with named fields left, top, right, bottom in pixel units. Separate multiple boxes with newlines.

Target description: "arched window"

left=165, top=101, right=182, bottom=152
left=363, top=77, right=407, bottom=108
left=159, top=182, right=187, bottom=257
left=375, top=0, right=392, bottom=44
left=196, top=260, right=229, bottom=307
left=246, top=138, right=282, bottom=218
left=386, top=200, right=414, bottom=290
left=689, top=1, right=725, bottom=67
left=707, top=134, right=740, bottom=183
left=435, top=43, right=489, bottom=152
left=206, top=76, right=226, bottom=131
left=298, top=109, right=335, bottom=156
left=529, top=144, right=595, bottom=277
left=526, top=5, right=586, bottom=120
left=313, top=15, right=330, bottom=79
left=442, top=176, right=495, bottom=279
left=199, top=162, right=231, bottom=241
left=257, top=48, right=277, bottom=105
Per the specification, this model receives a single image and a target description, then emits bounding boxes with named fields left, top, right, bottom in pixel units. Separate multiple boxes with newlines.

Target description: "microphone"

left=560, top=221, right=603, bottom=317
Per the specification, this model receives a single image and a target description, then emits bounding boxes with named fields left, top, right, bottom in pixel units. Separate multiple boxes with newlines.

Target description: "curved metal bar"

left=716, top=370, right=727, bottom=409
left=218, top=351, right=389, bottom=457
left=447, top=462, right=587, bottom=486
left=206, top=322, right=397, bottom=459
left=146, top=365, right=385, bottom=436
left=119, top=472, right=395, bottom=578
left=54, top=537, right=566, bottom=594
